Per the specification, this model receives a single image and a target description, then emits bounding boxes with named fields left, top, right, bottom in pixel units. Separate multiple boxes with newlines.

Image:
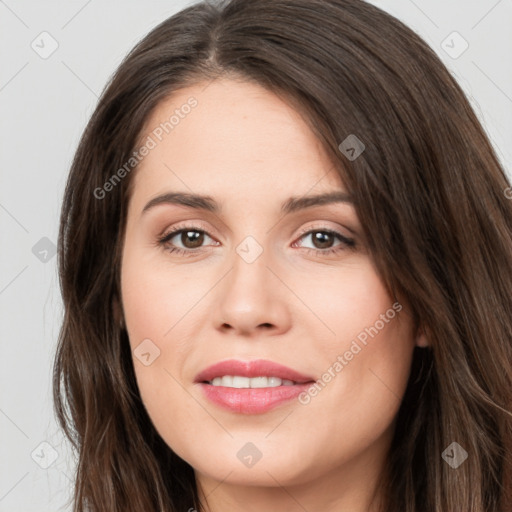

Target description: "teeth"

left=209, top=376, right=297, bottom=388
left=246, top=376, right=268, bottom=388
left=221, top=376, right=233, bottom=387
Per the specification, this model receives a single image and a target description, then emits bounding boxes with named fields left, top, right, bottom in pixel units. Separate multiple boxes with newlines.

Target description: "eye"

left=293, top=227, right=355, bottom=255
left=157, top=225, right=218, bottom=257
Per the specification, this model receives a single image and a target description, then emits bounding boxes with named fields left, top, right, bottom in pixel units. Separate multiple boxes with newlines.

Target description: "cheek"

left=120, top=244, right=213, bottom=434
left=121, top=242, right=197, bottom=346
left=293, top=264, right=415, bottom=452
left=298, top=260, right=400, bottom=348
left=323, top=265, right=413, bottom=393
left=120, top=257, right=200, bottom=453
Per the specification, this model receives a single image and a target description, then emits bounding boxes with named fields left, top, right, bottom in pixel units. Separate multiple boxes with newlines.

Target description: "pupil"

left=314, top=231, right=333, bottom=249
left=182, top=230, right=203, bottom=248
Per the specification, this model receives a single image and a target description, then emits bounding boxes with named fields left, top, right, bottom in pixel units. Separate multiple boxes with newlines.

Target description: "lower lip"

left=198, top=382, right=313, bottom=414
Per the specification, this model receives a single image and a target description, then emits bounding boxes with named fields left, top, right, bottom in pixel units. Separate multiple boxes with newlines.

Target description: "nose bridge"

left=227, top=233, right=272, bottom=305
left=235, top=233, right=266, bottom=267
left=213, top=232, right=291, bottom=335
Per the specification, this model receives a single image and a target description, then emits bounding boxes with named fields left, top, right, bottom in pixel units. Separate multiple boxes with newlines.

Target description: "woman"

left=53, top=0, right=512, bottom=510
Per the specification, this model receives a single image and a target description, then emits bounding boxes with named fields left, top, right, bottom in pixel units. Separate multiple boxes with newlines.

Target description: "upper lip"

left=194, top=359, right=316, bottom=384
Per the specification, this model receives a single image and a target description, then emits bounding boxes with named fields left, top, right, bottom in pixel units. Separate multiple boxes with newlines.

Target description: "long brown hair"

left=53, top=0, right=512, bottom=510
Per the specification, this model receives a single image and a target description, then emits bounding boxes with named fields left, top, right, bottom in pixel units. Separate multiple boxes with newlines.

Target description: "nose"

left=213, top=247, right=292, bottom=337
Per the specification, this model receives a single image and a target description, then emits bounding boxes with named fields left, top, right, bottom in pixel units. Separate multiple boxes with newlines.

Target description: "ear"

left=415, top=324, right=429, bottom=348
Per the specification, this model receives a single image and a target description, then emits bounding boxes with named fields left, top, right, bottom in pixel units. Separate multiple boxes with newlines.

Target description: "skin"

left=119, top=77, right=427, bottom=512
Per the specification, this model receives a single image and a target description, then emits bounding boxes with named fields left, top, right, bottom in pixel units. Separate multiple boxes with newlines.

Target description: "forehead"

left=130, top=78, right=343, bottom=209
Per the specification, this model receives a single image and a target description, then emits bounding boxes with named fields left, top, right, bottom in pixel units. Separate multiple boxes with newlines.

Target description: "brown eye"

left=178, top=230, right=205, bottom=249
left=296, top=228, right=355, bottom=254
left=310, top=231, right=337, bottom=249
left=158, top=226, right=216, bottom=255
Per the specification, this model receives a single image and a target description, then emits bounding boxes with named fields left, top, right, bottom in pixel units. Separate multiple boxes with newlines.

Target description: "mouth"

left=194, top=359, right=316, bottom=414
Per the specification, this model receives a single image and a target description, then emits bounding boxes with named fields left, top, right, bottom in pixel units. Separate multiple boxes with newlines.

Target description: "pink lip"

left=194, top=359, right=316, bottom=414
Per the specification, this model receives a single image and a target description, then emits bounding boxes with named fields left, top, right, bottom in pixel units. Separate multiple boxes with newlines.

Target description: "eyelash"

left=156, top=224, right=356, bottom=258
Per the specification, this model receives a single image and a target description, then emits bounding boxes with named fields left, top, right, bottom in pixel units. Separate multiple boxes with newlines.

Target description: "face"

left=120, top=78, right=421, bottom=493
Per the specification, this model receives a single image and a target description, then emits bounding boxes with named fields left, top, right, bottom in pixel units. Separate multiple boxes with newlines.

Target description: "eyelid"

left=294, top=221, right=352, bottom=239
left=158, top=220, right=218, bottom=240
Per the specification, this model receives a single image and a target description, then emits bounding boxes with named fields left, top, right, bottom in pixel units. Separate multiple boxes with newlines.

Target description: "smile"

left=195, top=359, right=316, bottom=414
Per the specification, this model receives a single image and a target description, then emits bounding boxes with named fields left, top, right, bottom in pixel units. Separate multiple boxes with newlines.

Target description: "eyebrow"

left=141, top=191, right=353, bottom=216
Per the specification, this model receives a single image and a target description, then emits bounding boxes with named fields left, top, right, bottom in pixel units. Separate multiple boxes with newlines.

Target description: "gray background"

left=1, top=1, right=511, bottom=510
